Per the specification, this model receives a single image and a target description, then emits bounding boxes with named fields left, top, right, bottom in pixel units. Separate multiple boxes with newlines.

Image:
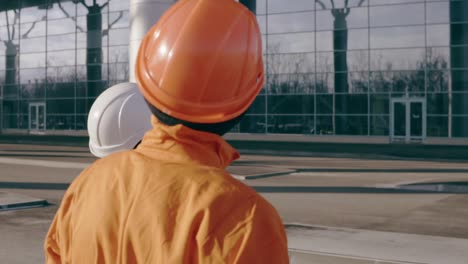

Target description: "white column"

left=129, top=0, right=175, bottom=82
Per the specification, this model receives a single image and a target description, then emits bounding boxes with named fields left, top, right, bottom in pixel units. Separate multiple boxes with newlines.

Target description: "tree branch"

left=58, top=1, right=85, bottom=32
left=358, top=0, right=365, bottom=7
left=101, top=2, right=109, bottom=9
left=109, top=11, right=123, bottom=29
left=22, top=22, right=37, bottom=38
left=344, top=8, right=351, bottom=16
left=345, top=0, right=349, bottom=8
left=315, top=0, right=327, bottom=10
left=11, top=11, right=19, bottom=40
left=74, top=0, right=90, bottom=9
left=330, top=0, right=335, bottom=9
left=5, top=12, right=11, bottom=40
left=102, top=11, right=123, bottom=36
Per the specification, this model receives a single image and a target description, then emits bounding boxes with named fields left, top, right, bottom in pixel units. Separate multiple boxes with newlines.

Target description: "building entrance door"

left=390, top=97, right=426, bottom=143
left=29, top=102, right=46, bottom=133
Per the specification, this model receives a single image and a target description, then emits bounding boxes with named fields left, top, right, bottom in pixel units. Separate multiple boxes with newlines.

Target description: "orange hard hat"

left=135, top=0, right=264, bottom=124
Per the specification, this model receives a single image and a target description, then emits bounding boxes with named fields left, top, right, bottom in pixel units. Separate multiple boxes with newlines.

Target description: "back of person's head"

left=87, top=83, right=152, bottom=157
left=135, top=0, right=263, bottom=135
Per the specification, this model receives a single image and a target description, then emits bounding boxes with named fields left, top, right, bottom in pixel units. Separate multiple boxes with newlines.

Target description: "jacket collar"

left=135, top=117, right=240, bottom=169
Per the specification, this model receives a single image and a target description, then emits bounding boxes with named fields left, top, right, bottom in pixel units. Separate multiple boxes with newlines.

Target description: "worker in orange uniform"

left=44, top=0, right=289, bottom=263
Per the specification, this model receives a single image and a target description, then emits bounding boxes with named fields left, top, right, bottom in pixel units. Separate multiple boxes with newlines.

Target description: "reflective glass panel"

left=370, top=3, right=424, bottom=27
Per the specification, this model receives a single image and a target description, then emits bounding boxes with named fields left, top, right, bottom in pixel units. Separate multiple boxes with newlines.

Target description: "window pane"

left=335, top=115, right=368, bottom=135
left=266, top=53, right=315, bottom=74
left=268, top=115, right=315, bottom=134
left=449, top=1, right=468, bottom=23
left=316, top=53, right=334, bottom=72
left=21, top=5, right=46, bottom=23
left=20, top=21, right=46, bottom=38
left=267, top=32, right=315, bottom=53
left=76, top=115, right=87, bottom=130
left=452, top=70, right=468, bottom=92
left=20, top=53, right=45, bottom=68
left=316, top=29, right=368, bottom=52
left=47, top=50, right=75, bottom=66
left=48, top=18, right=76, bottom=35
left=257, top=15, right=266, bottom=33
left=47, top=1, right=76, bottom=20
left=427, top=116, right=448, bottom=137
left=4, top=84, right=20, bottom=99
left=19, top=114, right=29, bottom=129
left=2, top=100, right=18, bottom=115
left=109, top=28, right=130, bottom=46
left=426, top=1, right=449, bottom=24
left=316, top=72, right=334, bottom=93
left=349, top=50, right=370, bottom=71
left=370, top=0, right=422, bottom=5
left=427, top=93, right=449, bottom=115
left=427, top=24, right=450, bottom=47
left=370, top=94, right=389, bottom=114
left=427, top=70, right=449, bottom=92
left=239, top=115, right=266, bottom=133
left=335, top=94, right=368, bottom=114
left=109, top=10, right=129, bottom=29
left=452, top=92, right=468, bottom=115
left=349, top=72, right=369, bottom=93
left=317, top=94, right=333, bottom=114
left=452, top=116, right=468, bottom=137
left=391, top=71, right=425, bottom=93
left=20, top=68, right=45, bottom=84
left=47, top=99, right=75, bottom=114
left=267, top=73, right=308, bottom=94
left=47, top=82, right=75, bottom=98
left=20, top=81, right=46, bottom=98
left=108, top=63, right=129, bottom=82
left=47, top=115, right=76, bottom=130
left=268, top=95, right=314, bottom=114
left=315, top=0, right=369, bottom=9
left=370, top=4, right=424, bottom=27
left=316, top=6, right=368, bottom=31
left=109, top=46, right=128, bottom=63
left=268, top=12, right=314, bottom=34
left=370, top=26, right=425, bottom=49
left=247, top=95, right=265, bottom=115
left=267, top=0, right=314, bottom=14
left=47, top=66, right=76, bottom=83
left=76, top=99, right=88, bottom=114
left=20, top=37, right=46, bottom=53
left=76, top=49, right=86, bottom=65
left=316, top=115, right=333, bottom=135
left=370, top=49, right=425, bottom=71
left=257, top=0, right=266, bottom=14
left=47, top=34, right=76, bottom=51
left=370, top=115, right=389, bottom=135
left=110, top=0, right=130, bottom=12
left=0, top=38, right=19, bottom=56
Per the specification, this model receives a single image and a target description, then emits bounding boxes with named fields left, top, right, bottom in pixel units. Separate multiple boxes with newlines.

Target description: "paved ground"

left=1, top=144, right=468, bottom=263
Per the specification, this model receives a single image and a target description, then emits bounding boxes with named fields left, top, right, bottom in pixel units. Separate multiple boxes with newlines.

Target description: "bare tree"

left=1, top=10, right=42, bottom=94
left=316, top=0, right=365, bottom=134
left=60, top=0, right=123, bottom=111
left=0, top=9, right=42, bottom=129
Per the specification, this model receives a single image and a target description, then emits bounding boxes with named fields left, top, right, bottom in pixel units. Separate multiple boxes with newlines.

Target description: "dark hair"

left=145, top=100, right=244, bottom=136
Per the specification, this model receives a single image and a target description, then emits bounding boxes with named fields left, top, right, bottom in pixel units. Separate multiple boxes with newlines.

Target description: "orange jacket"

left=45, top=118, right=289, bottom=263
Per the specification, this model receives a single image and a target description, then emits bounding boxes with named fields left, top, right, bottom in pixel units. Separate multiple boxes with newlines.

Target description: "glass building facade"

left=0, top=0, right=467, bottom=142
left=0, top=0, right=129, bottom=131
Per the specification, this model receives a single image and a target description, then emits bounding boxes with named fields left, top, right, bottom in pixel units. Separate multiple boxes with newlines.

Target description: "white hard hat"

left=87, top=82, right=152, bottom=158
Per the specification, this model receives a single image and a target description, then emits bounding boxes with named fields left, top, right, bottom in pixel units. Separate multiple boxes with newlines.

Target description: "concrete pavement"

left=1, top=144, right=468, bottom=263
